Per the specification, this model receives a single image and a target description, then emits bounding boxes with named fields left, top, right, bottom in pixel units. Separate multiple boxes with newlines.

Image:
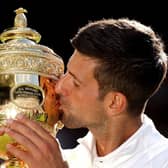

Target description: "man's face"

left=56, top=50, right=106, bottom=129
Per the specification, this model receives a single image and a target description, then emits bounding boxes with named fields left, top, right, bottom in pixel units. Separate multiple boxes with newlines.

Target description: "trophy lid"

left=0, top=7, right=64, bottom=79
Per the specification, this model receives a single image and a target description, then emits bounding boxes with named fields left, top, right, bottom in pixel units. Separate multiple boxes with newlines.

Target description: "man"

left=1, top=18, right=168, bottom=168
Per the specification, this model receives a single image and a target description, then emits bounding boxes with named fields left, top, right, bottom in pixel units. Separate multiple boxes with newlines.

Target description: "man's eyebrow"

left=69, top=71, right=82, bottom=84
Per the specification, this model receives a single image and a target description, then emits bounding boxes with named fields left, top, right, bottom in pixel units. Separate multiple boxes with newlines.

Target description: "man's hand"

left=4, top=114, right=68, bottom=168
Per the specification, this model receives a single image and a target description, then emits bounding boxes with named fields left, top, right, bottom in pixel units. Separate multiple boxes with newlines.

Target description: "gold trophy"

left=0, top=8, right=64, bottom=167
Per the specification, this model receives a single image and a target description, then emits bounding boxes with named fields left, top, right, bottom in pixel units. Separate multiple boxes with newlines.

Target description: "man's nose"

left=55, top=78, right=62, bottom=94
left=55, top=74, right=69, bottom=96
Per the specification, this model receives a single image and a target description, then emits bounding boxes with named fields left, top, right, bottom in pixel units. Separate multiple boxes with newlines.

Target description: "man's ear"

left=104, top=91, right=127, bottom=116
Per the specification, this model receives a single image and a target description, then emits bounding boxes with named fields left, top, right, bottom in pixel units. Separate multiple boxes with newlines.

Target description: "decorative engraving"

left=0, top=54, right=64, bottom=79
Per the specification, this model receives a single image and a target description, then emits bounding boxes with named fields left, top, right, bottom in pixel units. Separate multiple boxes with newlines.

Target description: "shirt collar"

left=77, top=114, right=157, bottom=158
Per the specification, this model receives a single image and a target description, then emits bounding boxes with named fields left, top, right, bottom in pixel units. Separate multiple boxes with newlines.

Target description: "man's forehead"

left=67, top=51, right=98, bottom=80
left=68, top=50, right=97, bottom=67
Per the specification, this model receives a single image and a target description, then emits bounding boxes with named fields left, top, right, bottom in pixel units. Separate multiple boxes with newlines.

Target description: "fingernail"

left=0, top=127, right=5, bottom=132
left=16, top=113, right=25, bottom=119
left=5, top=127, right=10, bottom=133
left=6, top=119, right=13, bottom=125
left=6, top=144, right=13, bottom=149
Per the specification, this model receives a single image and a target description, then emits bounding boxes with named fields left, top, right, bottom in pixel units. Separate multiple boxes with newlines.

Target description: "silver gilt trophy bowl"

left=0, top=8, right=64, bottom=168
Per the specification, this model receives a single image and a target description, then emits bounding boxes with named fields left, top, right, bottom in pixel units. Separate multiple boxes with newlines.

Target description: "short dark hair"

left=71, top=18, right=167, bottom=115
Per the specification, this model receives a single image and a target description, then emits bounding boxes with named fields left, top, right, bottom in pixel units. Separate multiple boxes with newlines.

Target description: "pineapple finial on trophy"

left=14, top=7, right=28, bottom=28
left=0, top=7, right=41, bottom=43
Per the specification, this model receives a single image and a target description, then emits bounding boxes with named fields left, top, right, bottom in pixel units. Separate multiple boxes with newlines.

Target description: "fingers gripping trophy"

left=0, top=8, right=64, bottom=168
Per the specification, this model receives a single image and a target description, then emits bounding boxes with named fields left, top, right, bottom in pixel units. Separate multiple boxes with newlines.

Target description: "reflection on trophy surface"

left=0, top=7, right=64, bottom=167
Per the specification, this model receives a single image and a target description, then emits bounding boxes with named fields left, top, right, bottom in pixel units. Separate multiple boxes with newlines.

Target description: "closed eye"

left=73, top=80, right=80, bottom=87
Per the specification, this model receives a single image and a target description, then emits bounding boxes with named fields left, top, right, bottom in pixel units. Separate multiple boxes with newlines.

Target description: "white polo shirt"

left=62, top=115, right=168, bottom=168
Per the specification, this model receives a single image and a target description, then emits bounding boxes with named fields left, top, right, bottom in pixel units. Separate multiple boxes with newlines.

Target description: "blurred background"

left=0, top=0, right=168, bottom=148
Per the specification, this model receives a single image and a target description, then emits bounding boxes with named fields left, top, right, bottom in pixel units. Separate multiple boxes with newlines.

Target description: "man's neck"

left=90, top=115, right=142, bottom=156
